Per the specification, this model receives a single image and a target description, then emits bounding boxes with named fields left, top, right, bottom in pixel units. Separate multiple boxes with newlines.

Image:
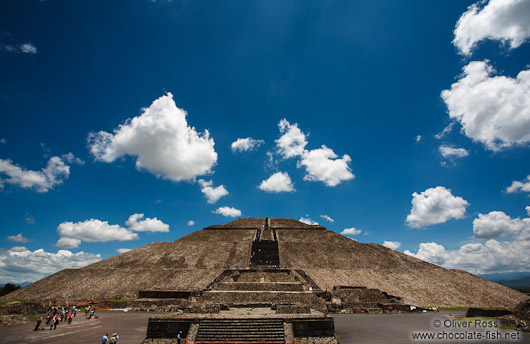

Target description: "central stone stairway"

left=200, top=269, right=323, bottom=306
left=194, top=318, right=286, bottom=343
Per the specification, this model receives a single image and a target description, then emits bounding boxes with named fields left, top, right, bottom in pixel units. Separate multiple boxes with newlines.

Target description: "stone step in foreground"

left=195, top=318, right=286, bottom=343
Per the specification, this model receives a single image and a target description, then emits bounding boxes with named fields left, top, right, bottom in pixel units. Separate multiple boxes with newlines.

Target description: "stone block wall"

left=199, top=291, right=323, bottom=306
left=276, top=305, right=311, bottom=314
left=213, top=282, right=304, bottom=291
left=146, top=318, right=196, bottom=338
left=290, top=318, right=335, bottom=337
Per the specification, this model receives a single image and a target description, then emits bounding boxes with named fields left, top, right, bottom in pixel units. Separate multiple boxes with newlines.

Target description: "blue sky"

left=1, top=0, right=530, bottom=284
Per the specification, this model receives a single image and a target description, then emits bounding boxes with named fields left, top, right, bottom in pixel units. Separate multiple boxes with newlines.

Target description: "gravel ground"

left=1, top=310, right=528, bottom=344
left=333, top=310, right=529, bottom=344
left=0, top=310, right=165, bottom=344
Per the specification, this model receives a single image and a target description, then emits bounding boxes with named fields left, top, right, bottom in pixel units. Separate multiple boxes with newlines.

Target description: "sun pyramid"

left=1, top=217, right=526, bottom=309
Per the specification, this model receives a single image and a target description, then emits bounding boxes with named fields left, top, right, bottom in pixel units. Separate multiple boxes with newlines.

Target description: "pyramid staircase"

left=194, top=318, right=286, bottom=343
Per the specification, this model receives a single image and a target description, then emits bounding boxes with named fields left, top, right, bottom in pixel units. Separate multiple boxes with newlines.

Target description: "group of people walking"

left=34, top=305, right=78, bottom=331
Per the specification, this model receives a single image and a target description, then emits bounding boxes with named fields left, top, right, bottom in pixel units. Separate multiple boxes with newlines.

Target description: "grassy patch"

left=0, top=300, right=27, bottom=305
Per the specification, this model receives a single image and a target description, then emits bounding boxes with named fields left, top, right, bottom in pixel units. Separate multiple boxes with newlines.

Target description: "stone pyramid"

left=1, top=218, right=526, bottom=308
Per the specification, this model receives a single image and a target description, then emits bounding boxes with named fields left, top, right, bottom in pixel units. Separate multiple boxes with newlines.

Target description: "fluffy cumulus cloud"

left=406, top=207, right=530, bottom=275
left=453, top=0, right=530, bottom=56
left=441, top=61, right=530, bottom=151
left=299, top=216, right=319, bottom=225
left=0, top=154, right=82, bottom=193
left=320, top=215, right=334, bottom=223
left=198, top=179, right=229, bottom=203
left=0, top=246, right=100, bottom=284
left=187, top=220, right=195, bottom=226
left=213, top=206, right=242, bottom=218
left=473, top=207, right=530, bottom=240
left=56, top=219, right=139, bottom=248
left=55, top=238, right=81, bottom=249
left=273, top=119, right=355, bottom=187
left=439, top=145, right=469, bottom=159
left=116, top=248, right=131, bottom=254
left=383, top=241, right=401, bottom=250
left=231, top=137, right=264, bottom=153
left=506, top=175, right=530, bottom=195
left=406, top=186, right=469, bottom=228
left=405, top=239, right=530, bottom=275
left=88, top=93, right=217, bottom=182
left=299, top=146, right=354, bottom=187
left=125, top=213, right=170, bottom=232
left=259, top=171, right=295, bottom=193
left=7, top=233, right=31, bottom=243
left=341, top=227, right=362, bottom=236
left=275, top=119, right=308, bottom=159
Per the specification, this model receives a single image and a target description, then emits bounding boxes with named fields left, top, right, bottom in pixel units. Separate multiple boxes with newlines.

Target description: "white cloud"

left=24, top=212, right=35, bottom=225
left=453, top=0, right=530, bottom=56
left=7, top=234, right=31, bottom=243
left=406, top=186, right=469, bottom=228
left=441, top=61, right=530, bottom=151
left=506, top=175, right=530, bottom=195
left=405, top=239, right=530, bottom=275
left=20, top=43, right=37, bottom=54
left=231, top=137, right=264, bottom=153
left=0, top=138, right=6, bottom=144
left=56, top=238, right=81, bottom=249
left=383, top=241, right=401, bottom=250
left=299, top=216, right=319, bottom=225
left=213, top=206, right=242, bottom=218
left=0, top=154, right=81, bottom=193
left=439, top=145, right=469, bottom=159
left=0, top=246, right=100, bottom=284
left=434, top=122, right=455, bottom=140
left=406, top=207, right=530, bottom=275
left=259, top=171, right=295, bottom=193
left=2, top=42, right=37, bottom=55
left=198, top=179, right=229, bottom=203
left=57, top=219, right=139, bottom=245
left=299, top=146, right=354, bottom=187
left=187, top=220, right=195, bottom=226
left=275, top=119, right=308, bottom=159
left=341, top=227, right=362, bottom=236
left=272, top=119, right=355, bottom=187
left=116, top=248, right=131, bottom=254
left=125, top=213, right=170, bottom=232
left=473, top=207, right=530, bottom=239
left=88, top=92, right=217, bottom=182
left=320, top=215, right=334, bottom=223
left=415, top=135, right=422, bottom=142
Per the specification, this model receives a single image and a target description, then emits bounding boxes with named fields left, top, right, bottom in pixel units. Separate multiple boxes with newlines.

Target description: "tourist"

left=177, top=330, right=182, bottom=344
left=34, top=316, right=42, bottom=331
left=102, top=333, right=109, bottom=344
left=110, top=332, right=120, bottom=343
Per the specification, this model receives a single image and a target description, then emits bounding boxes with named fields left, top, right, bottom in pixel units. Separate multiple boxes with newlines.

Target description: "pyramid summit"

left=1, top=217, right=526, bottom=308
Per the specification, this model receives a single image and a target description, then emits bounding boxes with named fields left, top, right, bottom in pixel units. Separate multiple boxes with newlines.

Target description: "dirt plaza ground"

left=0, top=309, right=528, bottom=344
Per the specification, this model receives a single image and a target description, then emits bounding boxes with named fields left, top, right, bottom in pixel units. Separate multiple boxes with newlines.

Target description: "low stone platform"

left=146, top=307, right=335, bottom=343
